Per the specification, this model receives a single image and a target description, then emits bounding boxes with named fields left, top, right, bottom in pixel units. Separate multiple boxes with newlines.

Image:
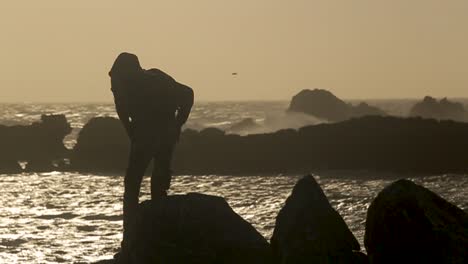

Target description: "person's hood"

left=109, top=52, right=142, bottom=79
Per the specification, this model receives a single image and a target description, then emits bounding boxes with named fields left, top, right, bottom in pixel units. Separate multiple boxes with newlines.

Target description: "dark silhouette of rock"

left=271, top=175, right=366, bottom=263
left=364, top=179, right=468, bottom=264
left=0, top=114, right=71, bottom=173
left=351, top=102, right=385, bottom=118
left=228, top=118, right=261, bottom=134
left=72, top=115, right=468, bottom=175
left=410, top=96, right=468, bottom=122
left=71, top=116, right=129, bottom=173
left=101, top=193, right=272, bottom=264
left=288, top=89, right=385, bottom=121
left=0, top=159, right=22, bottom=174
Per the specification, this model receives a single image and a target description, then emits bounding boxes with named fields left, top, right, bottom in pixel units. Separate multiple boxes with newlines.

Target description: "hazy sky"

left=1, top=1, right=467, bottom=102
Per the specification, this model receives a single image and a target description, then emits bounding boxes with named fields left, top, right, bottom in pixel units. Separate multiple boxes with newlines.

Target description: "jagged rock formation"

left=365, top=179, right=468, bottom=264
left=409, top=96, right=468, bottom=122
left=102, top=193, right=272, bottom=264
left=72, top=115, right=468, bottom=175
left=271, top=175, right=367, bottom=263
left=288, top=89, right=385, bottom=122
left=0, top=114, right=71, bottom=173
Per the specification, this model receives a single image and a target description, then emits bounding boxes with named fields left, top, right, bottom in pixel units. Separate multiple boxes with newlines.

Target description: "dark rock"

left=25, top=158, right=58, bottom=172
left=0, top=114, right=71, bottom=173
left=271, top=175, right=365, bottom=263
left=0, top=159, right=22, bottom=174
left=287, top=89, right=385, bottom=121
left=410, top=96, right=468, bottom=122
left=364, top=179, right=468, bottom=264
left=199, top=127, right=226, bottom=137
left=70, top=117, right=129, bottom=173
left=351, top=102, right=386, bottom=118
left=93, top=260, right=114, bottom=264
left=118, top=193, right=272, bottom=264
left=72, top=115, right=468, bottom=175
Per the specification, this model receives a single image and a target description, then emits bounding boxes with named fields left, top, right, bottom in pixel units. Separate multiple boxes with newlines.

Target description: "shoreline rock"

left=101, top=193, right=272, bottom=264
left=3, top=114, right=468, bottom=175
left=69, top=115, right=468, bottom=175
left=364, top=179, right=468, bottom=263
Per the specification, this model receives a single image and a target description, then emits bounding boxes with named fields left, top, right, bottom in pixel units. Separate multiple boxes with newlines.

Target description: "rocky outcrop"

left=72, top=115, right=468, bottom=175
left=365, top=179, right=468, bottom=264
left=409, top=96, right=468, bottom=122
left=70, top=117, right=129, bottom=173
left=103, top=193, right=272, bottom=264
left=288, top=89, right=385, bottom=122
left=271, top=175, right=366, bottom=263
left=0, top=114, right=71, bottom=173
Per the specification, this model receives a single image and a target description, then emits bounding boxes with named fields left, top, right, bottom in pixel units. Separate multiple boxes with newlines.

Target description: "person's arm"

left=175, top=83, right=194, bottom=128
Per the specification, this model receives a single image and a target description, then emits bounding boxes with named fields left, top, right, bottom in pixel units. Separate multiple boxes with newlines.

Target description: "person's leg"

left=151, top=143, right=175, bottom=199
left=122, top=141, right=153, bottom=246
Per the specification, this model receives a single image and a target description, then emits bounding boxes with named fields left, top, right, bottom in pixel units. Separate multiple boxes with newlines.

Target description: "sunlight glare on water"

left=0, top=173, right=466, bottom=263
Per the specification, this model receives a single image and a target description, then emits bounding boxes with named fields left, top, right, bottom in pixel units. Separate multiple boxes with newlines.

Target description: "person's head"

left=109, top=52, right=143, bottom=83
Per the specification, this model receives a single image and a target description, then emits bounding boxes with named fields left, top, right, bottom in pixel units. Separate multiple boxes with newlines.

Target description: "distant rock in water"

left=271, top=175, right=366, bottom=263
left=351, top=102, right=385, bottom=118
left=409, top=96, right=468, bottom=122
left=365, top=179, right=468, bottom=264
left=73, top=115, right=468, bottom=175
left=0, top=114, right=71, bottom=173
left=104, top=193, right=272, bottom=264
left=288, top=89, right=386, bottom=122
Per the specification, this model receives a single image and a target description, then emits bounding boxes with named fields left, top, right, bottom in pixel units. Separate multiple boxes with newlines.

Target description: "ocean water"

left=0, top=101, right=467, bottom=263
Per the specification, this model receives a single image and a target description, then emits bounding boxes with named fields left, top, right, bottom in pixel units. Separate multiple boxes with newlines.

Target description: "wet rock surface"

left=365, top=179, right=468, bottom=264
left=271, top=175, right=366, bottom=263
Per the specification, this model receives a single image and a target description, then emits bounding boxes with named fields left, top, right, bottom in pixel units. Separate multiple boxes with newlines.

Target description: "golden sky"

left=1, top=0, right=467, bottom=102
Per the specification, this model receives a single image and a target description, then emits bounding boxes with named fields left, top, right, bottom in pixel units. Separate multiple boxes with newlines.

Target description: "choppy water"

left=0, top=173, right=466, bottom=263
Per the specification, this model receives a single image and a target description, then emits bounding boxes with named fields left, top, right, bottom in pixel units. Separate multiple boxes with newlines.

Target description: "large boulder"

left=271, top=175, right=366, bottom=263
left=364, top=179, right=468, bottom=264
left=71, top=117, right=129, bottom=173
left=287, top=89, right=385, bottom=122
left=113, top=193, right=272, bottom=263
left=410, top=96, right=468, bottom=122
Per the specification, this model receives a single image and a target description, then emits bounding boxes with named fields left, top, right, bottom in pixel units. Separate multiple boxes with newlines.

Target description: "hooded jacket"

left=110, top=53, right=194, bottom=141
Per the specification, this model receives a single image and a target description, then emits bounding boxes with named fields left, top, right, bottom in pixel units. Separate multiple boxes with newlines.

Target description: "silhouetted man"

left=109, top=52, right=194, bottom=258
